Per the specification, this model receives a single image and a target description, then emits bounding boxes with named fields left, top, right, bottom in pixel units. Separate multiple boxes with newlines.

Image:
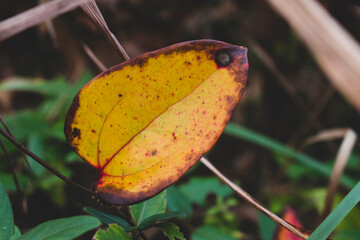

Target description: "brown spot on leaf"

left=151, top=150, right=157, bottom=156
left=72, top=128, right=81, bottom=139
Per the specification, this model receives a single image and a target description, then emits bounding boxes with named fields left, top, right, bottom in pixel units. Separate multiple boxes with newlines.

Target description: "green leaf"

left=27, top=133, right=46, bottom=176
left=0, top=174, right=28, bottom=192
left=192, top=225, right=239, bottom=240
left=93, top=224, right=131, bottom=240
left=0, top=183, right=15, bottom=240
left=130, top=190, right=167, bottom=226
left=178, top=177, right=233, bottom=205
left=138, top=211, right=186, bottom=230
left=10, top=226, right=21, bottom=240
left=167, top=186, right=193, bottom=216
left=154, top=222, right=185, bottom=240
left=224, top=123, right=357, bottom=189
left=308, top=181, right=360, bottom=240
left=0, top=77, right=68, bottom=96
left=258, top=212, right=276, bottom=240
left=84, top=207, right=131, bottom=232
left=20, top=216, right=101, bottom=240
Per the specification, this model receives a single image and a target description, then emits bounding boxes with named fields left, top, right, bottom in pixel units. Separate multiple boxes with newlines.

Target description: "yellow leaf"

left=64, top=40, right=248, bottom=205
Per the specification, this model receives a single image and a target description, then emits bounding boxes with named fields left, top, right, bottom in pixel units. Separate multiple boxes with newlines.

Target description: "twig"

left=82, top=42, right=107, bottom=71
left=0, top=116, right=31, bottom=170
left=0, top=0, right=90, bottom=41
left=200, top=157, right=308, bottom=240
left=81, top=0, right=130, bottom=61
left=0, top=127, right=98, bottom=198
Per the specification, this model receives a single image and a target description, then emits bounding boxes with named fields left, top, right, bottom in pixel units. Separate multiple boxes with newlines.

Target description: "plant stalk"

left=200, top=157, right=308, bottom=240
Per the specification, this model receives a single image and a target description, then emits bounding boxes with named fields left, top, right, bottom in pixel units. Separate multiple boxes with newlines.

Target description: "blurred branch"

left=250, top=40, right=323, bottom=131
left=0, top=124, right=98, bottom=198
left=0, top=0, right=90, bottom=41
left=266, top=0, right=360, bottom=112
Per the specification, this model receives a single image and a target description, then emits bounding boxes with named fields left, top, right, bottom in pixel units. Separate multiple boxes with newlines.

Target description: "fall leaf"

left=64, top=40, right=248, bottom=205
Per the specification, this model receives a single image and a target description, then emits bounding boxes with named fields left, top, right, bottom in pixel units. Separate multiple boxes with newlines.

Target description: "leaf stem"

left=0, top=126, right=98, bottom=198
left=200, top=157, right=308, bottom=240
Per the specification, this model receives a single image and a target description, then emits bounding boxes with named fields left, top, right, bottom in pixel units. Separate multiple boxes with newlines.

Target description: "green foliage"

left=84, top=207, right=131, bottom=232
left=308, top=181, right=360, bottom=240
left=0, top=184, right=15, bottom=240
left=166, top=186, right=193, bottom=216
left=192, top=225, right=240, bottom=240
left=1, top=73, right=360, bottom=240
left=10, top=226, right=21, bottom=240
left=138, top=211, right=186, bottom=230
left=258, top=212, right=276, bottom=240
left=20, top=216, right=101, bottom=240
left=178, top=177, right=233, bottom=205
left=167, top=176, right=234, bottom=217
left=154, top=222, right=185, bottom=240
left=0, top=73, right=92, bottom=206
left=224, top=123, right=357, bottom=188
left=0, top=183, right=100, bottom=240
left=93, top=224, right=132, bottom=240
left=130, top=190, right=167, bottom=227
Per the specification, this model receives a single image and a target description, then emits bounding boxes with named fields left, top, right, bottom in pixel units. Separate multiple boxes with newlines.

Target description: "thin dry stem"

left=266, top=0, right=360, bottom=112
left=250, top=40, right=323, bottom=131
left=322, top=129, right=357, bottom=219
left=82, top=43, right=107, bottom=71
left=0, top=0, right=89, bottom=41
left=81, top=0, right=130, bottom=61
left=200, top=157, right=308, bottom=240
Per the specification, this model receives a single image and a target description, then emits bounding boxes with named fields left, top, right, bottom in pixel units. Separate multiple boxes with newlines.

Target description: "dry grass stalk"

left=0, top=0, right=90, bottom=41
left=82, top=43, right=107, bottom=71
left=303, top=128, right=357, bottom=220
left=81, top=0, right=130, bottom=61
left=200, top=157, right=308, bottom=240
left=266, top=0, right=360, bottom=112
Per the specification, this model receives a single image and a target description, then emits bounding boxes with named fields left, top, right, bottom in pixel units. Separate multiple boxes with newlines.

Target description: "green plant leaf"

left=0, top=74, right=92, bottom=98
left=20, top=216, right=101, bottom=240
left=0, top=174, right=28, bottom=192
left=10, top=226, right=21, bottom=240
left=224, top=123, right=356, bottom=189
left=84, top=207, right=131, bottom=232
left=130, top=190, right=167, bottom=226
left=0, top=183, right=15, bottom=240
left=93, top=224, right=131, bottom=240
left=138, top=211, right=186, bottom=230
left=166, top=186, right=193, bottom=216
left=154, top=222, right=185, bottom=240
left=192, top=225, right=239, bottom=240
left=308, top=181, right=360, bottom=240
left=27, top=133, right=46, bottom=176
left=178, top=177, right=233, bottom=205
left=258, top=212, right=276, bottom=240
